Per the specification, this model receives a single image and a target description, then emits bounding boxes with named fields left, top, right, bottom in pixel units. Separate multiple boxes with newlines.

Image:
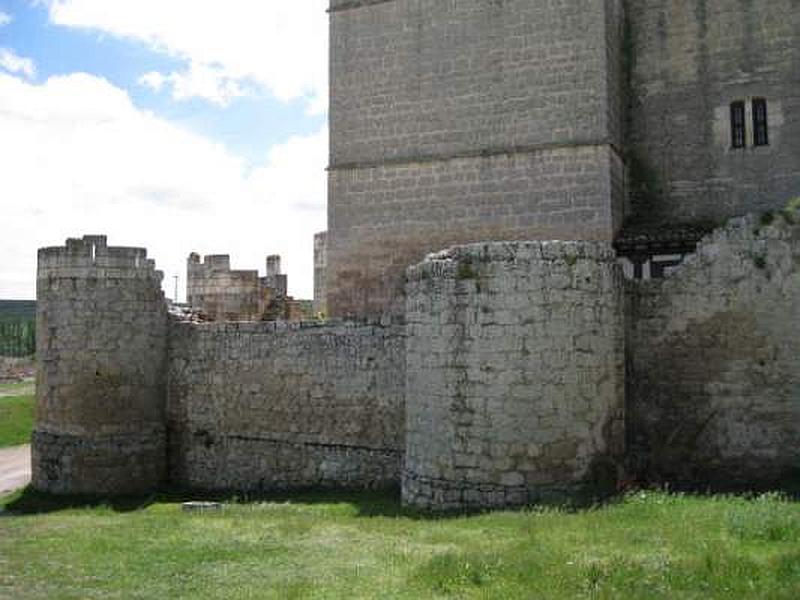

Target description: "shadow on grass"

left=4, top=482, right=796, bottom=520
left=2, top=483, right=623, bottom=520
left=0, top=485, right=434, bottom=519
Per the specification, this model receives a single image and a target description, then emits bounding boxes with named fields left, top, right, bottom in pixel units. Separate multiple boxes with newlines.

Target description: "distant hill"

left=0, top=301, right=36, bottom=357
left=0, top=300, right=36, bottom=320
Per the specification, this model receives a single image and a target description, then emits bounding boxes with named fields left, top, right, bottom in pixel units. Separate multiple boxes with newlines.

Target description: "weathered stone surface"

left=33, top=235, right=168, bottom=495
left=403, top=241, right=625, bottom=510
left=327, top=0, right=626, bottom=318
left=166, top=320, right=405, bottom=492
left=313, top=231, right=328, bottom=316
left=31, top=217, right=800, bottom=505
left=628, top=0, right=800, bottom=225
left=186, top=253, right=287, bottom=322
left=627, top=214, right=800, bottom=490
left=28, top=0, right=800, bottom=506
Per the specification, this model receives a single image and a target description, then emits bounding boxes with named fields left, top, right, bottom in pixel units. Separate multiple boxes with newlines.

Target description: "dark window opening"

left=730, top=101, right=746, bottom=149
left=753, top=98, right=769, bottom=147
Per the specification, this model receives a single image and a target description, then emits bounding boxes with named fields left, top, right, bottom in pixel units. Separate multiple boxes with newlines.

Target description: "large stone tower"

left=328, top=0, right=626, bottom=318
left=33, top=235, right=168, bottom=495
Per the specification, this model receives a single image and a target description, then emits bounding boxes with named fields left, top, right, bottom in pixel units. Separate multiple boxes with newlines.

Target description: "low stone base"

left=401, top=470, right=605, bottom=512
left=32, top=430, right=166, bottom=495
left=169, top=434, right=402, bottom=492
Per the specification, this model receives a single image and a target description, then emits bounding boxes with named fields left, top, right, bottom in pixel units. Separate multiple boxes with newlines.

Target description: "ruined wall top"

left=328, top=0, right=395, bottom=12
left=187, top=253, right=260, bottom=279
left=407, top=240, right=618, bottom=284
left=38, top=235, right=163, bottom=282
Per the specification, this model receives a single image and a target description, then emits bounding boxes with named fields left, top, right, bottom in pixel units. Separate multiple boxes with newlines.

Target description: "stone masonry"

left=167, top=320, right=405, bottom=491
left=33, top=236, right=168, bottom=494
left=187, top=253, right=289, bottom=322
left=327, top=0, right=800, bottom=318
left=403, top=241, right=625, bottom=510
left=30, top=218, right=800, bottom=505
left=28, top=0, right=800, bottom=508
left=327, top=0, right=626, bottom=318
left=627, top=212, right=800, bottom=490
left=313, top=231, right=328, bottom=316
left=627, top=0, right=800, bottom=226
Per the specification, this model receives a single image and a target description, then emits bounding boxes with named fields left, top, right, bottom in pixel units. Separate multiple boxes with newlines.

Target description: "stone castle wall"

left=186, top=253, right=290, bottom=322
left=187, top=254, right=269, bottom=321
left=627, top=0, right=800, bottom=226
left=313, top=231, right=328, bottom=316
left=627, top=213, right=800, bottom=490
left=403, top=241, right=625, bottom=510
left=33, top=236, right=168, bottom=494
left=327, top=0, right=626, bottom=318
left=166, top=320, right=405, bottom=492
left=31, top=220, right=800, bottom=504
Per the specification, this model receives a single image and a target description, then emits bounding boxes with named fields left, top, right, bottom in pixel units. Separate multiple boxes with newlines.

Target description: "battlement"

left=38, top=235, right=163, bottom=282
left=186, top=251, right=290, bottom=321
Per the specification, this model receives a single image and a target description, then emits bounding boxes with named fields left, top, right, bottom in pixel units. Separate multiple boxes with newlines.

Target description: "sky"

left=0, top=0, right=329, bottom=301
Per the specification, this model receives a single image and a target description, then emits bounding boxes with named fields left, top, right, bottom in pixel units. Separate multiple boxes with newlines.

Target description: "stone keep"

left=403, top=241, right=625, bottom=510
left=327, top=0, right=626, bottom=318
left=33, top=236, right=168, bottom=494
left=327, top=0, right=800, bottom=318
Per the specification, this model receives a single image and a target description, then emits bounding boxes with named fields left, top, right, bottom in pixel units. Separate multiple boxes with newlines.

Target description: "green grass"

left=0, top=490, right=798, bottom=599
left=0, top=383, right=34, bottom=448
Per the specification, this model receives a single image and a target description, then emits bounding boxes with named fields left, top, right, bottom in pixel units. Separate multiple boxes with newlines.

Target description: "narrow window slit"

left=753, top=98, right=769, bottom=147
left=730, top=101, right=746, bottom=149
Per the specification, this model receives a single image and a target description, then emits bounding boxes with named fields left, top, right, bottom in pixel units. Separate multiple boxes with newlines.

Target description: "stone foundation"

left=32, top=430, right=166, bottom=495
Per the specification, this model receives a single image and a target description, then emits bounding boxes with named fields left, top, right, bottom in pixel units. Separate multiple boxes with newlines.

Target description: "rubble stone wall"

left=166, top=320, right=405, bottom=492
left=627, top=214, right=800, bottom=490
left=403, top=241, right=625, bottom=510
left=33, top=235, right=168, bottom=494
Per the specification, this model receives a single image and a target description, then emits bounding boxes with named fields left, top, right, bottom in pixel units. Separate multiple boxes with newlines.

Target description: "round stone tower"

left=32, top=235, right=169, bottom=495
left=403, top=241, right=625, bottom=511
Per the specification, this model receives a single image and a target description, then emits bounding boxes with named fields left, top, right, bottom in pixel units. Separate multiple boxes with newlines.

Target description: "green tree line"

left=0, top=318, right=36, bottom=357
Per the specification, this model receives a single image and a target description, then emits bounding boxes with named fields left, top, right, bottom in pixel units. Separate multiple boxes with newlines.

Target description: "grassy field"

left=0, top=489, right=797, bottom=599
left=0, top=382, right=34, bottom=448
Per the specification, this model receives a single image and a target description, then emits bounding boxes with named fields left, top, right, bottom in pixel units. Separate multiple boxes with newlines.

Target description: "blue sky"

left=0, top=0, right=329, bottom=300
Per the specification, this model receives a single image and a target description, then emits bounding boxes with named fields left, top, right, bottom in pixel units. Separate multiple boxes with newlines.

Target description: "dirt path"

left=0, top=382, right=34, bottom=398
left=0, top=445, right=31, bottom=496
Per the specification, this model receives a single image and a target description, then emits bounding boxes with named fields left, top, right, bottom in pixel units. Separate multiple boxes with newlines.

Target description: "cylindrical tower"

left=33, top=235, right=169, bottom=495
left=403, top=241, right=625, bottom=511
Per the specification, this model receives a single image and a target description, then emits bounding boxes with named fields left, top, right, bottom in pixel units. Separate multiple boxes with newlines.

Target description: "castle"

left=31, top=1, right=799, bottom=509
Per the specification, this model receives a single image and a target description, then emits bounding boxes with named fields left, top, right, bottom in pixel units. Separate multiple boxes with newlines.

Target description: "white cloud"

left=0, top=49, right=36, bottom=78
left=0, top=11, right=11, bottom=27
left=44, top=0, right=328, bottom=112
left=140, top=63, right=247, bottom=107
left=0, top=72, right=327, bottom=300
left=138, top=71, right=166, bottom=92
